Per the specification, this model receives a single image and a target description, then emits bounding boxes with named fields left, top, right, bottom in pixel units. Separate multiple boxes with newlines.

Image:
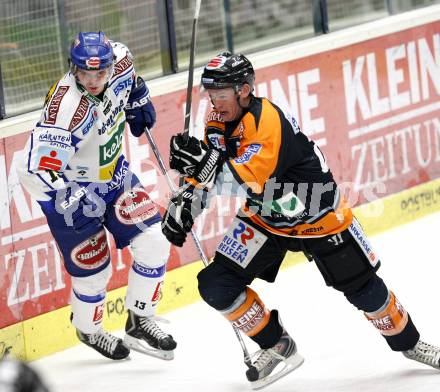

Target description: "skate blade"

left=123, top=335, right=174, bottom=361
left=250, top=352, right=305, bottom=390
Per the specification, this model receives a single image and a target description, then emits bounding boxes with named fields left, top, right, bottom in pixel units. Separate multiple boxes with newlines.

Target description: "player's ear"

left=240, top=83, right=251, bottom=97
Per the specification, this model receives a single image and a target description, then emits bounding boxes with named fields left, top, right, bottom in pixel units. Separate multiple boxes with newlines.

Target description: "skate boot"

left=403, top=340, right=440, bottom=369
left=76, top=329, right=130, bottom=360
left=123, top=310, right=177, bottom=360
left=246, top=330, right=304, bottom=390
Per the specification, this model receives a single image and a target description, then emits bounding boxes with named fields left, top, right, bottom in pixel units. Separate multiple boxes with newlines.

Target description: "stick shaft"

left=144, top=126, right=252, bottom=367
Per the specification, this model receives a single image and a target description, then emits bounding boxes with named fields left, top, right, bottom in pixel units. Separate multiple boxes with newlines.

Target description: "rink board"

left=1, top=177, right=439, bottom=360
left=1, top=5, right=440, bottom=360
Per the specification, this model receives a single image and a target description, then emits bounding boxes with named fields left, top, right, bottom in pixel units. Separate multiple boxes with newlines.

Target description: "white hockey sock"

left=125, top=261, right=165, bottom=317
left=127, top=223, right=170, bottom=317
left=71, top=289, right=106, bottom=334
left=70, top=264, right=112, bottom=334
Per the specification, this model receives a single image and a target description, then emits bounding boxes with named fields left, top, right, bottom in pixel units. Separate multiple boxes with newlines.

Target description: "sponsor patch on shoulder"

left=35, top=145, right=70, bottom=171
left=234, top=143, right=262, bottom=164
left=45, top=86, right=69, bottom=125
left=216, top=218, right=267, bottom=268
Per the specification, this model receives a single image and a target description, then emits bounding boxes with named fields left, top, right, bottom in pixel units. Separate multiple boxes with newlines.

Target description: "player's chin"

left=220, top=111, right=233, bottom=121
left=86, top=86, right=104, bottom=95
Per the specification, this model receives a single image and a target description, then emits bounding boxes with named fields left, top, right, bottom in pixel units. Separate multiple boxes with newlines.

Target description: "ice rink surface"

left=33, top=211, right=440, bottom=392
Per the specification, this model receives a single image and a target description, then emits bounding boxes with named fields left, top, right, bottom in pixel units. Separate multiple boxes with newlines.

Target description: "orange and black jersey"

left=205, top=96, right=353, bottom=237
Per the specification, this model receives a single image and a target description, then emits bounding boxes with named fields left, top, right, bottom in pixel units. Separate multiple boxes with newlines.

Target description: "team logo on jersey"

left=234, top=143, right=262, bottom=164
left=45, top=86, right=69, bottom=125
left=206, top=55, right=227, bottom=69
left=114, top=188, right=159, bottom=225
left=217, top=218, right=267, bottom=268
left=86, top=57, right=100, bottom=69
left=70, top=230, right=110, bottom=270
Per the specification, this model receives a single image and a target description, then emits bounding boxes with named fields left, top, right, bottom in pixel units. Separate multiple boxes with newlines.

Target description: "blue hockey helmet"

left=69, top=31, right=114, bottom=71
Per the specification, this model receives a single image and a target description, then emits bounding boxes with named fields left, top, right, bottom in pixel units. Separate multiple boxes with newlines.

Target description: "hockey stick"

left=182, top=0, right=201, bottom=144
left=149, top=0, right=251, bottom=369
left=144, top=127, right=207, bottom=264
left=177, top=0, right=252, bottom=369
left=144, top=127, right=252, bottom=368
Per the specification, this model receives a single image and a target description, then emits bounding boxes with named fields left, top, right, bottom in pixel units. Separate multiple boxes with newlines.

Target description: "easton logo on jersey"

left=217, top=218, right=267, bottom=268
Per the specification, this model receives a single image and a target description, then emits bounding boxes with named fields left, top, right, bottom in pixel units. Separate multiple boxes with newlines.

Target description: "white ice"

left=33, top=211, right=440, bottom=392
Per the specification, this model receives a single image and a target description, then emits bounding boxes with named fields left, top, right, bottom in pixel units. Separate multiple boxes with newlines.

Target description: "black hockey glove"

left=125, top=76, right=156, bottom=136
left=169, top=133, right=222, bottom=188
left=53, top=186, right=105, bottom=233
left=161, top=185, right=207, bottom=247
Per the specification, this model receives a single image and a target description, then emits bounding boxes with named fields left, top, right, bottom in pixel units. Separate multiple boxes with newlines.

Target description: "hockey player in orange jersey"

left=161, top=51, right=440, bottom=389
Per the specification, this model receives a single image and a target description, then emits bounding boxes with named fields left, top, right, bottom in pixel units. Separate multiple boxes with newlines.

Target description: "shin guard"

left=125, top=261, right=165, bottom=317
left=70, top=290, right=106, bottom=334
left=365, top=291, right=419, bottom=351
left=221, top=287, right=270, bottom=338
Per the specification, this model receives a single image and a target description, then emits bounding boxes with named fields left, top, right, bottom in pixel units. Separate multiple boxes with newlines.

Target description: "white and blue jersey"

left=18, top=41, right=138, bottom=203
left=17, top=42, right=161, bottom=277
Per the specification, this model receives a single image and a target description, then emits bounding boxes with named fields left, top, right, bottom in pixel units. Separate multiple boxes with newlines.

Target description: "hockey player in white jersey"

left=17, top=32, right=176, bottom=361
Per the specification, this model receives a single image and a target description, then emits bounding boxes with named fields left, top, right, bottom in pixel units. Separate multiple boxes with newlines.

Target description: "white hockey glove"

left=169, top=134, right=222, bottom=189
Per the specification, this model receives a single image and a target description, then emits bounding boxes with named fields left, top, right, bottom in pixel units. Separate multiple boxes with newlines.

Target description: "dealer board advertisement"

left=1, top=20, right=439, bottom=330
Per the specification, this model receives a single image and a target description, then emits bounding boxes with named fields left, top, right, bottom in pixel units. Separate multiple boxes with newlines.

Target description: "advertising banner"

left=1, top=21, right=439, bottom=329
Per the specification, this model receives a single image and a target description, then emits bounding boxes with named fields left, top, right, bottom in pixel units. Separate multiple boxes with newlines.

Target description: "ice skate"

left=76, top=329, right=130, bottom=360
left=123, top=310, right=177, bottom=360
left=245, top=330, right=304, bottom=390
left=403, top=339, right=440, bottom=369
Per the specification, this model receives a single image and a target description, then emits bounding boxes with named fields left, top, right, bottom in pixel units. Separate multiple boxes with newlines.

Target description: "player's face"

left=75, top=67, right=112, bottom=95
left=207, top=88, right=242, bottom=121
